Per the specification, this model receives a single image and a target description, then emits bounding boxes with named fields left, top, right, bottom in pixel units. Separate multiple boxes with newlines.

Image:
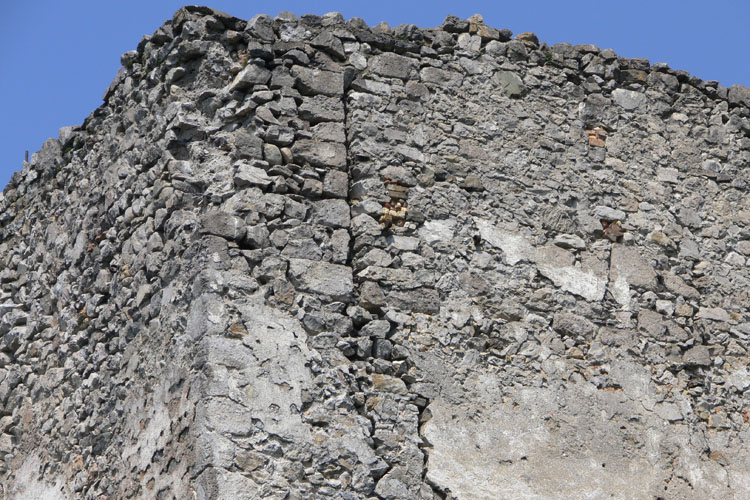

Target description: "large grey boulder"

left=228, top=63, right=271, bottom=91
left=200, top=212, right=246, bottom=241
left=299, top=95, right=345, bottom=123
left=287, top=259, right=354, bottom=301
left=494, top=70, right=526, bottom=97
left=370, top=52, right=418, bottom=80
left=292, top=66, right=344, bottom=96
left=292, top=140, right=347, bottom=169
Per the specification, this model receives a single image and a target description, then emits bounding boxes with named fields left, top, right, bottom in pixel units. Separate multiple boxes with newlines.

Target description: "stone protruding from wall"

left=1, top=6, right=750, bottom=500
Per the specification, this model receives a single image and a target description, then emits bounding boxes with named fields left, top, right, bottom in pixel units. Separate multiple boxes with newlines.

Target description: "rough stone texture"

left=2, top=7, right=750, bottom=500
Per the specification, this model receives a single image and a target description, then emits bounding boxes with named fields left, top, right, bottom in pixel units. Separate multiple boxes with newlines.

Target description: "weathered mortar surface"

left=1, top=5, right=750, bottom=499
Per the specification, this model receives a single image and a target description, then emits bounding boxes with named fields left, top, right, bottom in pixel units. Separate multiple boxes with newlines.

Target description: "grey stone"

left=416, top=220, right=454, bottom=245
left=312, top=199, right=351, bottom=228
left=696, top=307, right=730, bottom=322
left=728, top=84, right=750, bottom=107
left=505, top=40, right=528, bottom=61
left=371, top=373, right=407, bottom=394
left=282, top=238, right=323, bottom=260
left=612, top=88, right=647, bottom=110
left=386, top=288, right=440, bottom=313
left=594, top=205, right=626, bottom=221
left=737, top=240, right=750, bottom=256
left=655, top=300, right=674, bottom=317
left=485, top=40, right=507, bottom=57
left=323, top=170, right=349, bottom=198
left=494, top=70, right=526, bottom=97
left=300, top=178, right=323, bottom=198
left=609, top=245, right=657, bottom=291
left=459, top=57, right=483, bottom=76
left=388, top=235, right=420, bottom=251
left=638, top=309, right=666, bottom=337
left=200, top=212, right=246, bottom=241
left=246, top=41, right=273, bottom=61
left=264, top=125, right=295, bottom=147
left=654, top=403, right=683, bottom=422
left=246, top=14, right=275, bottom=41
left=661, top=273, right=700, bottom=300
left=372, top=338, right=393, bottom=359
left=262, top=143, right=282, bottom=165
left=420, top=67, right=464, bottom=87
left=330, top=229, right=350, bottom=264
left=656, top=167, right=679, bottom=183
left=279, top=23, right=311, bottom=43
left=553, top=312, right=596, bottom=337
left=553, top=234, right=586, bottom=250
left=349, top=52, right=367, bottom=70
left=299, top=95, right=345, bottom=123
left=678, top=238, right=702, bottom=260
left=287, top=259, right=354, bottom=301
left=361, top=319, right=391, bottom=338
left=360, top=248, right=393, bottom=268
left=647, top=72, right=678, bottom=92
left=580, top=93, right=616, bottom=129
left=441, top=15, right=469, bottom=33
left=120, top=50, right=138, bottom=67
left=683, top=345, right=711, bottom=366
left=244, top=225, right=270, bottom=248
left=310, top=30, right=345, bottom=59
left=228, top=63, right=271, bottom=91
left=234, top=163, right=273, bottom=188
left=311, top=122, right=346, bottom=143
left=727, top=368, right=750, bottom=391
left=283, top=48, right=309, bottom=66
left=234, top=130, right=264, bottom=159
left=292, top=66, right=344, bottom=96
left=360, top=281, right=387, bottom=311
left=292, top=140, right=347, bottom=169
left=370, top=52, right=418, bottom=80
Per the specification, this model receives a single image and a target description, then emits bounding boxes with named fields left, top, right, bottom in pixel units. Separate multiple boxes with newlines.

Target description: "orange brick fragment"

left=586, top=127, right=608, bottom=148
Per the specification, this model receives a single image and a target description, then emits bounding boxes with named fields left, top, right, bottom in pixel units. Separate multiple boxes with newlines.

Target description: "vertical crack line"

left=343, top=75, right=355, bottom=272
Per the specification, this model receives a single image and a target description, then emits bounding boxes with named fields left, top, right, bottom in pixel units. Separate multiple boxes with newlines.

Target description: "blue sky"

left=1, top=0, right=748, bottom=190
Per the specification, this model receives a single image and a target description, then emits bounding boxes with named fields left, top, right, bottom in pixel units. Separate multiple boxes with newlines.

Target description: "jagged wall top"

left=111, top=6, right=750, bottom=112
left=3, top=4, right=750, bottom=202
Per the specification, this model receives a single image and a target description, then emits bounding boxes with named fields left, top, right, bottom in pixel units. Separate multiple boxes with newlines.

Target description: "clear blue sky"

left=2, top=0, right=748, bottom=190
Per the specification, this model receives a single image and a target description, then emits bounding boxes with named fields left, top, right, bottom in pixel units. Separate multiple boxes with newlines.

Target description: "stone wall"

left=1, top=6, right=750, bottom=499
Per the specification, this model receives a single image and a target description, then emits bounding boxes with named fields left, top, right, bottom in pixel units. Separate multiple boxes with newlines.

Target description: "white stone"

left=536, top=261, right=607, bottom=302
left=473, top=218, right=534, bottom=265
left=655, top=300, right=674, bottom=316
left=728, top=368, right=750, bottom=391
left=725, top=251, right=746, bottom=266
left=418, top=219, right=456, bottom=244
left=349, top=52, right=367, bottom=70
